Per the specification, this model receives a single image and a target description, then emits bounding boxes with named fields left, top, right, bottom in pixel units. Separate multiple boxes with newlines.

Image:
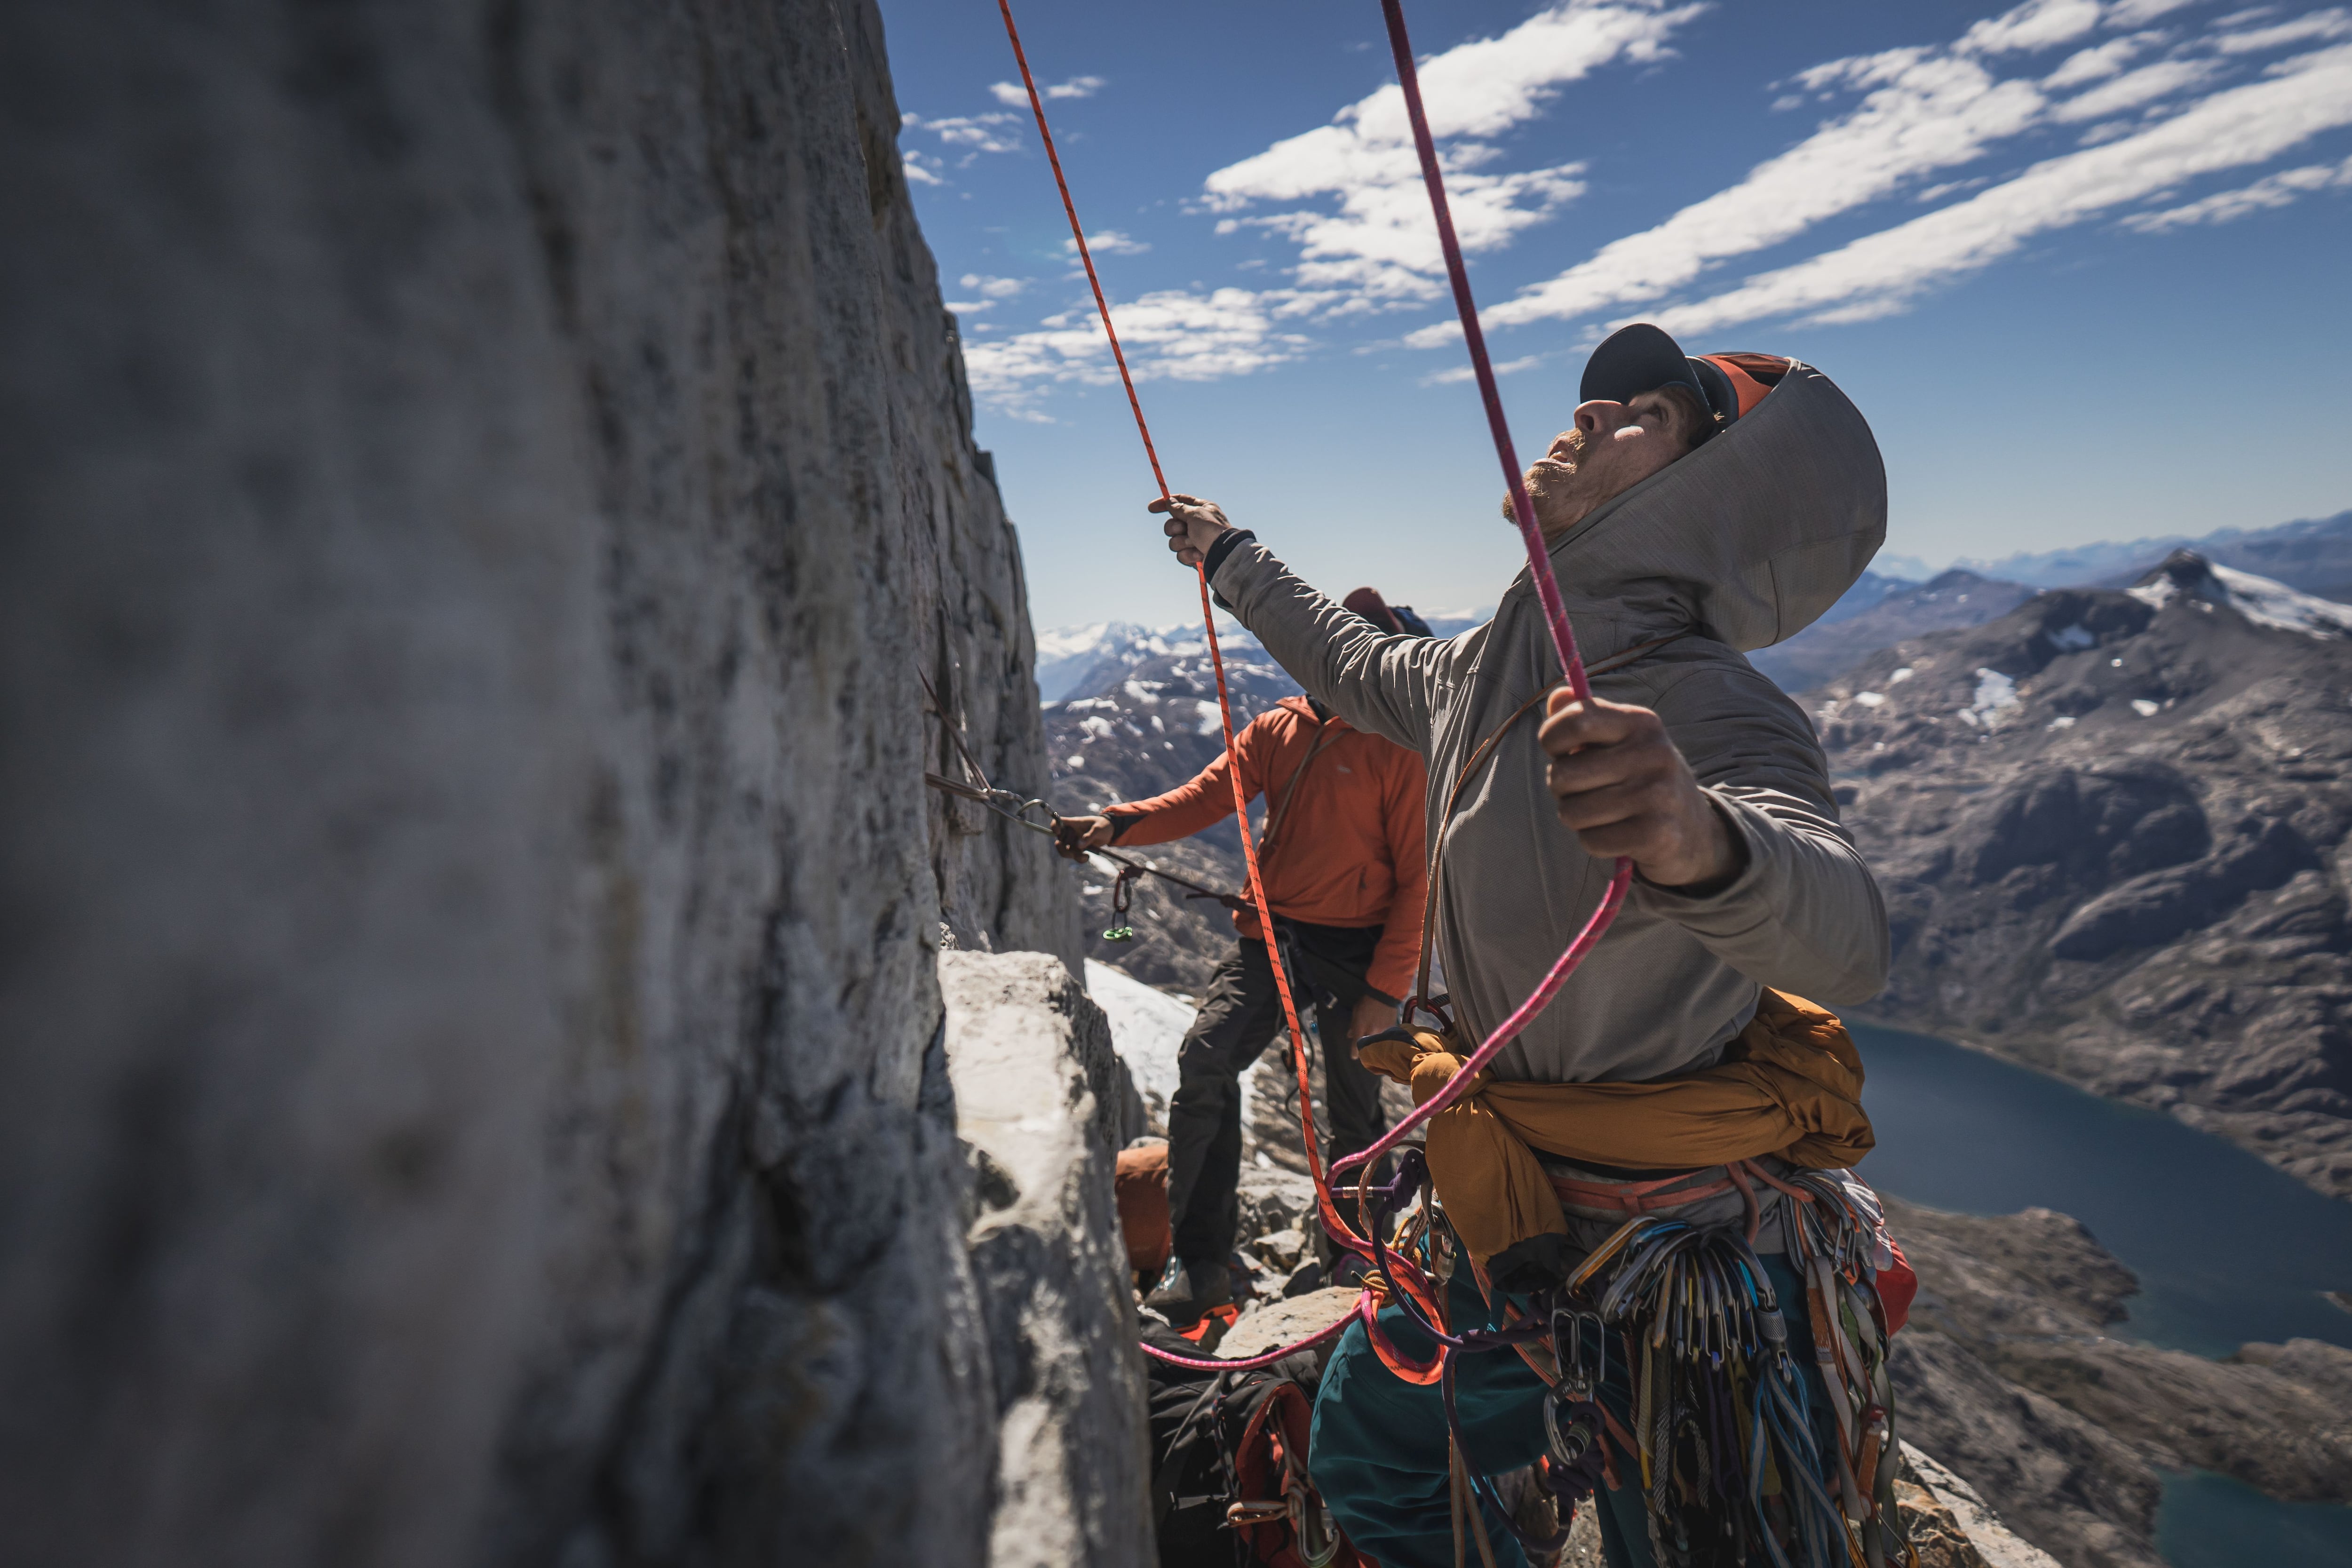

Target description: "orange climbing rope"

left=993, top=0, right=1357, bottom=1279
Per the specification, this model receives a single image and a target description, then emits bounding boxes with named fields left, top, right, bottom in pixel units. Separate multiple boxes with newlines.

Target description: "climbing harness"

left=991, top=0, right=1631, bottom=1379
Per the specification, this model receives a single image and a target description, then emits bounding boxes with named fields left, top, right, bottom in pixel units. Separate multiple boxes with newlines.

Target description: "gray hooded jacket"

left=1209, top=361, right=1890, bottom=1085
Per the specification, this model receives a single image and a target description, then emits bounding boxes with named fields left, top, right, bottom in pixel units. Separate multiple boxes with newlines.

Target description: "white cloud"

left=1423, top=354, right=1544, bottom=386
left=2048, top=56, right=2219, bottom=119
left=2121, top=149, right=2352, bottom=226
left=1459, top=42, right=2049, bottom=342
left=2044, top=32, right=2162, bottom=87
left=903, top=149, right=946, bottom=186
left=962, top=286, right=1331, bottom=410
left=947, top=276, right=1031, bottom=313
left=1956, top=0, right=2104, bottom=57
left=902, top=111, right=1024, bottom=156
left=1645, top=41, right=2352, bottom=335
left=1414, top=1, right=2340, bottom=347
left=2211, top=6, right=2352, bottom=49
left=2106, top=0, right=2200, bottom=21
left=1065, top=230, right=1151, bottom=257
left=1196, top=1, right=1701, bottom=308
left=990, top=75, right=1106, bottom=105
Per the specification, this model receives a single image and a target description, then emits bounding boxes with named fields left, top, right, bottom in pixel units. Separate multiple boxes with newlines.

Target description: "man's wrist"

left=1201, top=527, right=1253, bottom=581
left=1640, top=795, right=1748, bottom=895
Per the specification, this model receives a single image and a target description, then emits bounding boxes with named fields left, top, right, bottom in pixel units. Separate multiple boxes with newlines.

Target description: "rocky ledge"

left=1885, top=1196, right=2352, bottom=1568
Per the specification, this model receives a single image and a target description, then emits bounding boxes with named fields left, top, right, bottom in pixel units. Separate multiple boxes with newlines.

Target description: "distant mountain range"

left=1037, top=609, right=1487, bottom=703
left=1894, top=508, right=2352, bottom=597
left=1748, top=571, right=2039, bottom=694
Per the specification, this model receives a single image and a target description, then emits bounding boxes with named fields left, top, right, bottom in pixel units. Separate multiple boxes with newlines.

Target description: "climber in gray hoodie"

left=1152, top=324, right=1895, bottom=1568
left=1152, top=325, right=1889, bottom=1089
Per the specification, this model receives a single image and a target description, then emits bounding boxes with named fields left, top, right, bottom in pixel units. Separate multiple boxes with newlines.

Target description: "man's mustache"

left=1502, top=430, right=1587, bottom=521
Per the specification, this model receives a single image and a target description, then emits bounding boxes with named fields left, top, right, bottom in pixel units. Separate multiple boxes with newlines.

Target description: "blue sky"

left=880, top=0, right=2352, bottom=629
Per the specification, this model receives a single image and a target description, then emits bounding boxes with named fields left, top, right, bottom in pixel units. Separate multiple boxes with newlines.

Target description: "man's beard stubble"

left=1502, top=427, right=1586, bottom=527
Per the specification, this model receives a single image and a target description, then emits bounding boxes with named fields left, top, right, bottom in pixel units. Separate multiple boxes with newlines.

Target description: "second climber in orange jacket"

left=1057, top=588, right=1431, bottom=1324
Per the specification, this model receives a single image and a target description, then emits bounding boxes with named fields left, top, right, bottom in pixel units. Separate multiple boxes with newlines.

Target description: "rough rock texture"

left=939, top=952, right=1152, bottom=1568
left=0, top=0, right=1092, bottom=1563
left=1884, top=1197, right=2352, bottom=1568
left=1815, top=556, right=2352, bottom=1197
left=1749, top=570, right=2035, bottom=694
left=1898, top=1445, right=2060, bottom=1568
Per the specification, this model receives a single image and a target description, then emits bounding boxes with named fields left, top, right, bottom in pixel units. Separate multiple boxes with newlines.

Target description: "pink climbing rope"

left=990, top=0, right=1632, bottom=1372
left=1322, top=0, right=1636, bottom=1194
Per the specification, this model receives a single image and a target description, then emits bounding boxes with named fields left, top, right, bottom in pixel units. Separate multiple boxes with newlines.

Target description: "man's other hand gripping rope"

left=990, top=0, right=1629, bottom=1373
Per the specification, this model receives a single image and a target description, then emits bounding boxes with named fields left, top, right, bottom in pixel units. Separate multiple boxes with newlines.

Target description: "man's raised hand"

left=1053, top=813, right=1114, bottom=862
left=1537, top=688, right=1742, bottom=890
left=1148, top=493, right=1232, bottom=568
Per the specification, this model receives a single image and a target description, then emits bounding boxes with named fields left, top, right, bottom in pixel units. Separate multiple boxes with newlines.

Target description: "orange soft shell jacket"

left=1105, top=696, right=1428, bottom=1000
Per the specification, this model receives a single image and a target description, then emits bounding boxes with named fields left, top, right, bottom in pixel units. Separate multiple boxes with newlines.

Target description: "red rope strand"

left=993, top=1, right=1357, bottom=1373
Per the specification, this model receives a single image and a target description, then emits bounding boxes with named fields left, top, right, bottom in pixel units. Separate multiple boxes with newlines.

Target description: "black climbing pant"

left=1166, top=921, right=1391, bottom=1268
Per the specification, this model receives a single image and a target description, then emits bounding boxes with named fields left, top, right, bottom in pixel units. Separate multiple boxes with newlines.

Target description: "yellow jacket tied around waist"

left=1356, top=990, right=1874, bottom=1269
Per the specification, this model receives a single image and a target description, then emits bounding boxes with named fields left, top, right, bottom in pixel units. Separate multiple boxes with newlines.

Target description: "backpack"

left=1143, top=1322, right=1361, bottom=1568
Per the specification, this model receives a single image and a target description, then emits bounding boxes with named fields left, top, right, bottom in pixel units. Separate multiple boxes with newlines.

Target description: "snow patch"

left=1966, top=668, right=2020, bottom=728
left=1087, top=959, right=1255, bottom=1129
left=2046, top=622, right=2097, bottom=651
left=2129, top=560, right=2352, bottom=639
left=1889, top=667, right=1915, bottom=685
left=2211, top=563, right=2352, bottom=638
left=2130, top=699, right=2161, bottom=717
left=1853, top=691, right=1886, bottom=708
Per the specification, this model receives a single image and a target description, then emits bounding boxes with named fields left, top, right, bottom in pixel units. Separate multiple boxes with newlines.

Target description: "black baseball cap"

left=1579, top=323, right=1743, bottom=426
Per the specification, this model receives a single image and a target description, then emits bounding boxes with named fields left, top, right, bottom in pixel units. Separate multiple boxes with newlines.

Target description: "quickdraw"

left=917, top=664, right=1240, bottom=913
left=1102, top=863, right=1141, bottom=943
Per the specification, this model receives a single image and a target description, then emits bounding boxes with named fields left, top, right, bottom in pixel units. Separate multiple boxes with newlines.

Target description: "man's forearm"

left=1634, top=790, right=1890, bottom=1005
left=1208, top=536, right=1442, bottom=752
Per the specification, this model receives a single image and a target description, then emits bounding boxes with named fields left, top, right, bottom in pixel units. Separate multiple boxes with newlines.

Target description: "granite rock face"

left=940, top=952, right=1153, bottom=1568
left=0, top=0, right=1092, bottom=1563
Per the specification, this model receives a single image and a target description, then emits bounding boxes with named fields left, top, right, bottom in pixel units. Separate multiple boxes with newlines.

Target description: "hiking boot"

left=1145, top=1256, right=1233, bottom=1326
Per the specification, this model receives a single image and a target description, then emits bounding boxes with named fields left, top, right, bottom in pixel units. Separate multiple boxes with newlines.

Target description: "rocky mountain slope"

left=1884, top=1195, right=2352, bottom=1568
left=1046, top=637, right=1303, bottom=995
left=1752, top=570, right=2037, bottom=693
left=1813, top=552, right=2352, bottom=1200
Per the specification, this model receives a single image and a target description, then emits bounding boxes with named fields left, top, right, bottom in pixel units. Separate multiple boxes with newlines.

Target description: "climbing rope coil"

left=988, top=4, right=1916, bottom=1564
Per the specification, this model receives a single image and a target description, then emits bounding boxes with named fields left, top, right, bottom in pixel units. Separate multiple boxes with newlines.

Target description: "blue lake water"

left=1851, top=1022, right=2352, bottom=1567
left=1851, top=1021, right=2352, bottom=1357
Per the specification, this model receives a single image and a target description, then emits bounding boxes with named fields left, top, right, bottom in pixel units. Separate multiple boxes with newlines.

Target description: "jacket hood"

left=1526, top=361, right=1885, bottom=654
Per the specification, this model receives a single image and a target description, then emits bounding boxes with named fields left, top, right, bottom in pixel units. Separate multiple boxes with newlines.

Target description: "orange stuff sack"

left=1116, top=1141, right=1174, bottom=1286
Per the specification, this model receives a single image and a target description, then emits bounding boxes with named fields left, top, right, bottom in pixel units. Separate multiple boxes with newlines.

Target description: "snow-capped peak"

left=2126, top=550, right=2352, bottom=640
